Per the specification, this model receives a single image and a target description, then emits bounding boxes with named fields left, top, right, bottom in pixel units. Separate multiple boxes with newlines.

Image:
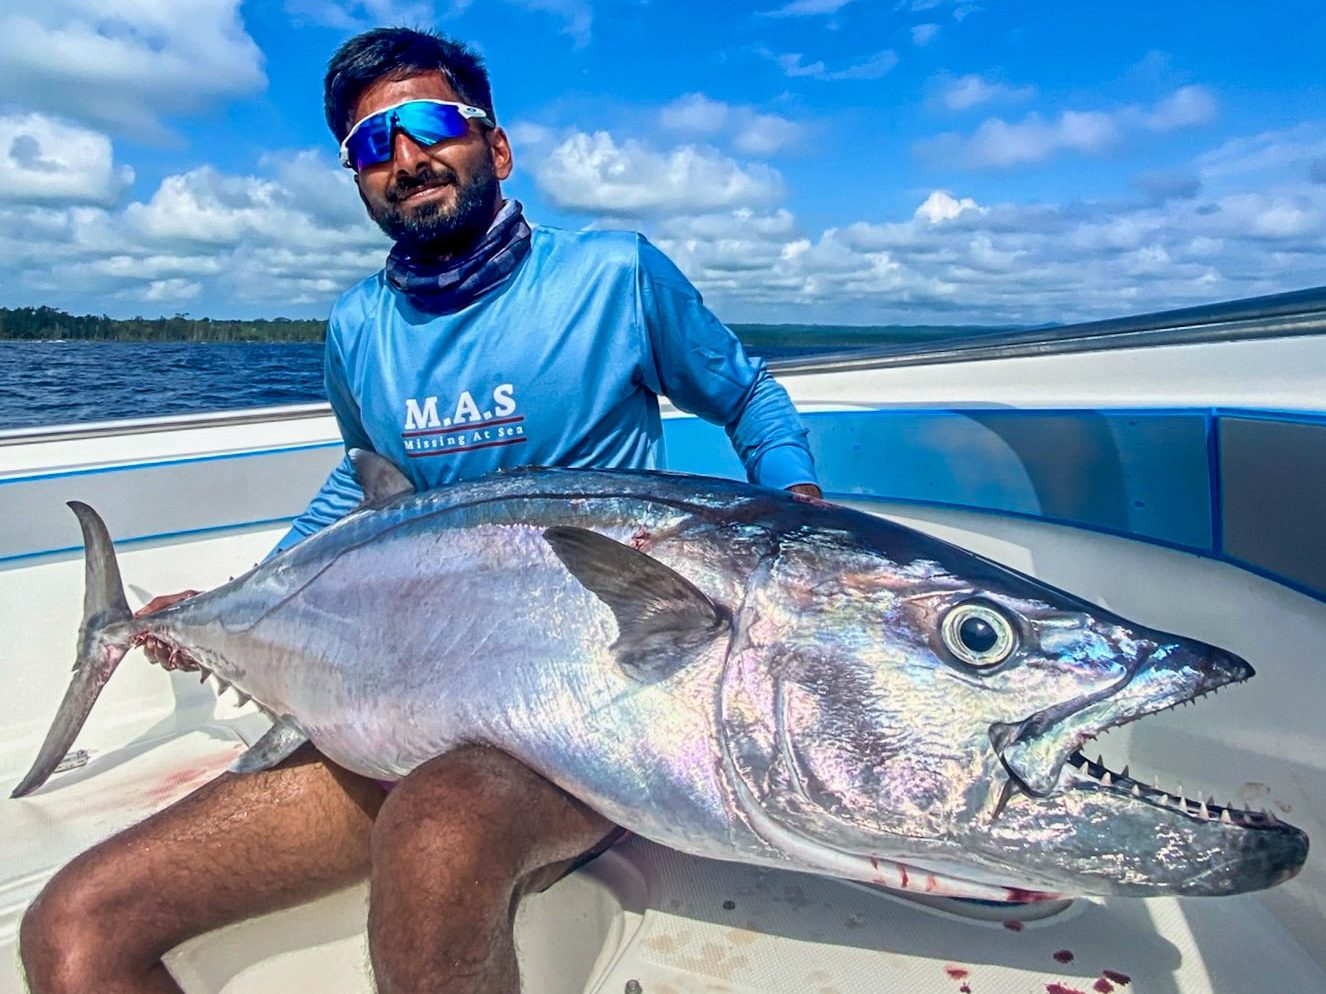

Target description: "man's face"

left=348, top=70, right=512, bottom=253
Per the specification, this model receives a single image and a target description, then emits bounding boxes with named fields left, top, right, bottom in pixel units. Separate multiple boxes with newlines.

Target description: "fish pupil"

left=959, top=616, right=998, bottom=653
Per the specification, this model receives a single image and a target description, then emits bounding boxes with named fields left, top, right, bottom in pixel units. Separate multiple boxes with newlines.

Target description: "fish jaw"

left=973, top=762, right=1310, bottom=896
left=994, top=639, right=1255, bottom=798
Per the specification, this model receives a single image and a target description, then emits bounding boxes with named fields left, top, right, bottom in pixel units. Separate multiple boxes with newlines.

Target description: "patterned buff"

left=385, top=198, right=533, bottom=314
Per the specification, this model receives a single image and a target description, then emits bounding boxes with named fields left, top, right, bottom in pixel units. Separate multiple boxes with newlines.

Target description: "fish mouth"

left=977, top=641, right=1309, bottom=896
left=990, top=641, right=1255, bottom=800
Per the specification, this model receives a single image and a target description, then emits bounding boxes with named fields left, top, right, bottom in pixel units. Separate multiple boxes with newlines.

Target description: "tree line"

left=0, top=307, right=325, bottom=342
left=1, top=305, right=1003, bottom=349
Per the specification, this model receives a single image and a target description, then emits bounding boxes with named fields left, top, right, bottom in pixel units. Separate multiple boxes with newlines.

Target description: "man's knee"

left=372, top=746, right=523, bottom=882
left=19, top=865, right=130, bottom=993
left=370, top=746, right=613, bottom=895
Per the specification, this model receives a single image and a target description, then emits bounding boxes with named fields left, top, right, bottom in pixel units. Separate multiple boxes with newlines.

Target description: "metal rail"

left=0, top=403, right=333, bottom=447
left=767, top=284, right=1326, bottom=375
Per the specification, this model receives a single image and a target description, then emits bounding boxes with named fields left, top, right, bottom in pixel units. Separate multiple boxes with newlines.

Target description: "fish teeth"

left=234, top=690, right=252, bottom=707
left=1199, top=800, right=1210, bottom=820
left=1220, top=809, right=1233, bottom=824
left=1121, top=765, right=1130, bottom=780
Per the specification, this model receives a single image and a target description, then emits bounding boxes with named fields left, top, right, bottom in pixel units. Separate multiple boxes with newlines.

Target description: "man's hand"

left=135, top=590, right=202, bottom=671
left=787, top=483, right=823, bottom=499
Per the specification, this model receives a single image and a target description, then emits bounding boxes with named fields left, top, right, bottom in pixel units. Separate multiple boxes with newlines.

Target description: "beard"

left=366, top=153, right=500, bottom=256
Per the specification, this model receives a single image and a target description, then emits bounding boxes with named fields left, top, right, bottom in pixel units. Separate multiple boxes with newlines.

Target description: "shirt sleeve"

left=634, top=235, right=817, bottom=491
left=268, top=325, right=369, bottom=555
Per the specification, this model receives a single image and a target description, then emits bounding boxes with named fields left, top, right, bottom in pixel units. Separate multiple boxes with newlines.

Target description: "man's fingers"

left=135, top=589, right=202, bottom=618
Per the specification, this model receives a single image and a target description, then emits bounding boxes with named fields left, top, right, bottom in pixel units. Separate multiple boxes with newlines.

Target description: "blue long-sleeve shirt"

left=276, top=225, right=815, bottom=552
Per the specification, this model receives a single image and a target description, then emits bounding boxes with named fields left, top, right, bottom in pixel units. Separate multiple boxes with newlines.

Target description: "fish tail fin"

left=71, top=500, right=134, bottom=636
left=11, top=502, right=139, bottom=798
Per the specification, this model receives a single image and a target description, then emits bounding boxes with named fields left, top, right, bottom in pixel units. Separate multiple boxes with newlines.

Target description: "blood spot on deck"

left=1053, top=949, right=1075, bottom=963
left=1002, top=920, right=1024, bottom=932
left=960, top=986, right=971, bottom=994
left=944, top=966, right=970, bottom=980
left=1094, top=980, right=1115, bottom=993
left=722, top=900, right=736, bottom=910
left=1045, top=984, right=1086, bottom=994
left=1102, top=970, right=1131, bottom=986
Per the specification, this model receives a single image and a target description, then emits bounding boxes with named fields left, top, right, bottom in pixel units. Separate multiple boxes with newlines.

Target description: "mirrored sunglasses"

left=340, top=99, right=493, bottom=171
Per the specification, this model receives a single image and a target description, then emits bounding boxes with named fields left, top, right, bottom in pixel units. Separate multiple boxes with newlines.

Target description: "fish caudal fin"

left=10, top=503, right=138, bottom=798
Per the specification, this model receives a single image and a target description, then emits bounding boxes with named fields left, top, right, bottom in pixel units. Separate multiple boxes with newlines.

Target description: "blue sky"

left=1, top=0, right=1323, bottom=325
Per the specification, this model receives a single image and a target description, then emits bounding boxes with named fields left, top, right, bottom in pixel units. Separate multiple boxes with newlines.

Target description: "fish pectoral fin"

left=349, top=449, right=415, bottom=504
left=543, top=525, right=731, bottom=682
left=229, top=718, right=309, bottom=774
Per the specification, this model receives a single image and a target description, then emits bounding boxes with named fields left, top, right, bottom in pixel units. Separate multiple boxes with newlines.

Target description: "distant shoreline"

left=0, top=305, right=1008, bottom=347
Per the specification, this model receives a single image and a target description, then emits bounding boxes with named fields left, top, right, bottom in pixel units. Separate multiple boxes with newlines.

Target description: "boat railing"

left=769, top=283, right=1326, bottom=374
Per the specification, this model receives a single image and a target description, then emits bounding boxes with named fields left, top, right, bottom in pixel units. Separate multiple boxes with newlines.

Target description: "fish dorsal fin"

left=350, top=449, right=415, bottom=503
left=542, top=526, right=730, bottom=681
left=229, top=717, right=309, bottom=774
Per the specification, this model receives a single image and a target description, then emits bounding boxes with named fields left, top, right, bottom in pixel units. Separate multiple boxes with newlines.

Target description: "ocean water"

left=1, top=341, right=326, bottom=431
left=0, top=338, right=863, bottom=431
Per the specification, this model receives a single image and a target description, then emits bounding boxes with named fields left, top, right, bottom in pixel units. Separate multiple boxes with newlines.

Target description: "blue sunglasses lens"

left=344, top=102, right=472, bottom=170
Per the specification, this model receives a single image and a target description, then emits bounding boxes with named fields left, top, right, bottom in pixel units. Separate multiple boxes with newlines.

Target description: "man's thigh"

left=24, top=743, right=386, bottom=965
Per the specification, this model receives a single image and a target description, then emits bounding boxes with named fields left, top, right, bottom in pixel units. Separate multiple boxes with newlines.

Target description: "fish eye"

left=941, top=602, right=1017, bottom=668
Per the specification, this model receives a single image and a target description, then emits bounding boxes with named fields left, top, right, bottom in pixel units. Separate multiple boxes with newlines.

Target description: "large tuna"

left=12, top=456, right=1308, bottom=900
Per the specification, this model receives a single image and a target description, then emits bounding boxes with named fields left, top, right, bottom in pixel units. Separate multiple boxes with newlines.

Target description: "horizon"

left=1, top=2, right=1323, bottom=327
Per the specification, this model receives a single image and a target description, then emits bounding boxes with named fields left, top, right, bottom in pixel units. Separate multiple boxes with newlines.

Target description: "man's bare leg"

left=19, top=744, right=385, bottom=994
left=368, top=746, right=616, bottom=994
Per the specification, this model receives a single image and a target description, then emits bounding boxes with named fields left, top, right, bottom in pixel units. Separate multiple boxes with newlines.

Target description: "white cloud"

left=1197, top=123, right=1326, bottom=180
left=660, top=94, right=731, bottom=135
left=1139, top=85, right=1218, bottom=131
left=764, top=0, right=860, bottom=16
left=914, top=190, right=982, bottom=223
left=0, top=1, right=266, bottom=138
left=911, top=23, right=941, bottom=46
left=776, top=50, right=899, bottom=81
left=660, top=94, right=803, bottom=156
left=609, top=168, right=1326, bottom=324
left=962, top=110, right=1121, bottom=167
left=0, top=114, right=134, bottom=207
left=924, top=87, right=1219, bottom=168
left=0, top=152, right=389, bottom=312
left=938, top=74, right=1035, bottom=111
left=535, top=131, right=785, bottom=215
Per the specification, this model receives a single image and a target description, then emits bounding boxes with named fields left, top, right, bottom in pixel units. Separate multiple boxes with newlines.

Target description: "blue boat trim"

left=0, top=516, right=298, bottom=566
left=4, top=407, right=1323, bottom=604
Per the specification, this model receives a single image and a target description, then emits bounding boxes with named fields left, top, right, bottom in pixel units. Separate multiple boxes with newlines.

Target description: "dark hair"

left=323, top=27, right=496, bottom=142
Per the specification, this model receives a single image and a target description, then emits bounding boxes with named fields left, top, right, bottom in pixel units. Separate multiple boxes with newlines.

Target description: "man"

left=20, top=26, right=819, bottom=994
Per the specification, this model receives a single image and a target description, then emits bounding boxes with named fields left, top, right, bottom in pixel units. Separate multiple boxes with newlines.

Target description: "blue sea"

left=0, top=338, right=873, bottom=431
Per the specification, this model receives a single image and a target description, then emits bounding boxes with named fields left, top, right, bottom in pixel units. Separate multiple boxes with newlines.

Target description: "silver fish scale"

left=161, top=475, right=783, bottom=856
